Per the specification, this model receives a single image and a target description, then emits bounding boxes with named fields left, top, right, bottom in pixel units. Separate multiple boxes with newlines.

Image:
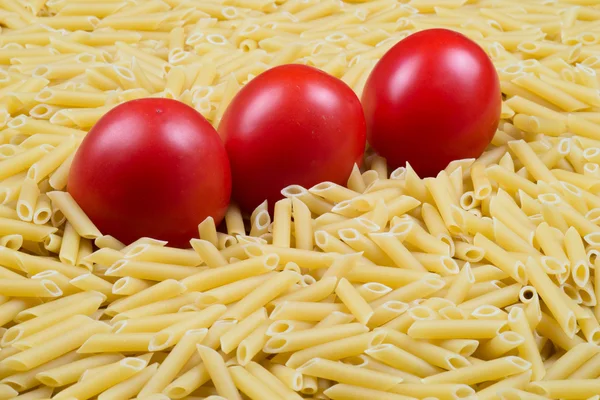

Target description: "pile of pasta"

left=1, top=0, right=600, bottom=399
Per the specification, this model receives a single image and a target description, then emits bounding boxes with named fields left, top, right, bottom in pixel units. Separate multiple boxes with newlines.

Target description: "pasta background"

left=0, top=0, right=599, bottom=399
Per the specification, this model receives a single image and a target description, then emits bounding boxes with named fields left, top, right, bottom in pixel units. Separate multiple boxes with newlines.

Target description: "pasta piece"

left=0, top=384, right=17, bottom=399
left=11, top=385, right=53, bottom=399
left=36, top=353, right=124, bottom=387
left=229, top=365, right=281, bottom=400
left=512, top=75, right=588, bottom=112
left=148, top=305, right=224, bottom=350
left=237, top=321, right=270, bottom=366
left=59, top=222, right=80, bottom=266
left=281, top=185, right=334, bottom=216
left=0, top=278, right=61, bottom=297
left=197, top=273, right=276, bottom=308
left=395, top=220, right=450, bottom=256
left=314, top=311, right=354, bottom=328
left=525, top=257, right=577, bottom=337
left=125, top=244, right=201, bottom=266
left=97, top=363, right=158, bottom=400
left=0, top=234, right=23, bottom=250
left=221, top=271, right=300, bottom=320
left=2, top=319, right=110, bottom=371
left=272, top=198, right=292, bottom=248
left=245, top=361, right=303, bottom=399
left=459, top=283, right=522, bottom=311
left=197, top=345, right=242, bottom=400
left=369, top=232, right=426, bottom=271
left=569, top=353, right=600, bottom=379
left=310, top=181, right=360, bottom=203
left=106, top=279, right=185, bottom=315
left=46, top=191, right=102, bottom=239
left=543, top=342, right=599, bottom=380
left=198, top=216, right=219, bottom=247
left=365, top=343, right=442, bottom=377
left=11, top=290, right=103, bottom=326
left=486, top=165, right=539, bottom=198
left=112, top=292, right=202, bottom=321
left=424, top=176, right=461, bottom=234
left=408, top=320, right=506, bottom=339
left=391, top=382, right=475, bottom=399
left=70, top=273, right=117, bottom=301
left=476, top=371, right=533, bottom=399
left=28, top=137, right=77, bottom=183
left=106, top=259, right=200, bottom=281
left=325, top=384, right=414, bottom=400
left=52, top=357, right=147, bottom=400
left=370, top=277, right=446, bottom=309
left=507, top=307, right=545, bottom=380
left=0, top=350, right=80, bottom=392
left=528, top=379, right=600, bottom=399
left=334, top=278, right=374, bottom=324
left=77, top=333, right=154, bottom=353
left=16, top=178, right=39, bottom=222
left=0, top=217, right=57, bottom=242
left=264, top=322, right=367, bottom=354
left=474, top=331, right=524, bottom=361
left=181, top=254, right=279, bottom=292
left=163, top=359, right=211, bottom=399
left=190, top=238, right=227, bottom=268
left=286, top=330, right=386, bottom=369
left=444, top=263, right=475, bottom=304
left=138, top=329, right=207, bottom=396
left=220, top=308, right=267, bottom=354
left=535, top=222, right=569, bottom=265
left=32, top=193, right=52, bottom=225
left=292, top=197, right=313, bottom=251
left=383, top=328, right=469, bottom=370
left=298, top=357, right=403, bottom=391
left=422, top=356, right=531, bottom=385
left=357, top=282, right=393, bottom=302
left=111, top=312, right=196, bottom=334
left=84, top=247, right=123, bottom=267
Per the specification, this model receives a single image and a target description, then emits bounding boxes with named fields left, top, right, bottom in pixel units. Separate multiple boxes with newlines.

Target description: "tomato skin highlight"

left=68, top=98, right=231, bottom=248
left=362, top=28, right=501, bottom=177
left=220, top=64, right=366, bottom=213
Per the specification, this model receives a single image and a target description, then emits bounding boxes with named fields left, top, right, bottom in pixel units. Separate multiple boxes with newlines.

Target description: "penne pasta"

left=0, top=2, right=595, bottom=399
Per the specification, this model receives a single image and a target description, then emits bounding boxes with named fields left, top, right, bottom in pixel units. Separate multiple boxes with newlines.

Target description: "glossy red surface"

left=362, top=28, right=502, bottom=177
left=68, top=98, right=231, bottom=247
left=220, top=64, right=366, bottom=213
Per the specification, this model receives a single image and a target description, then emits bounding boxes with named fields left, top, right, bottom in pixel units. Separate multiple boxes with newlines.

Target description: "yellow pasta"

left=46, top=191, right=101, bottom=239
left=272, top=198, right=292, bottom=248
left=0, top=145, right=53, bottom=182
left=365, top=343, right=442, bottom=377
left=220, top=308, right=267, bottom=354
left=0, top=218, right=56, bottom=243
left=526, top=258, right=577, bottom=338
left=148, top=305, right=224, bottom=350
left=138, top=329, right=207, bottom=396
left=16, top=178, right=39, bottom=222
left=107, top=279, right=186, bottom=317
left=197, top=345, right=242, bottom=400
left=52, top=357, right=147, bottom=400
left=298, top=357, right=403, bottom=391
left=292, top=197, right=313, bottom=251
left=0, top=1, right=597, bottom=399
left=2, top=319, right=110, bottom=371
left=334, top=278, right=373, bottom=324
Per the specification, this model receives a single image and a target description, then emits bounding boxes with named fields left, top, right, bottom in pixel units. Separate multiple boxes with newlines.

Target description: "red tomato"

left=219, top=64, right=366, bottom=213
left=362, top=29, right=501, bottom=177
left=68, top=98, right=231, bottom=248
